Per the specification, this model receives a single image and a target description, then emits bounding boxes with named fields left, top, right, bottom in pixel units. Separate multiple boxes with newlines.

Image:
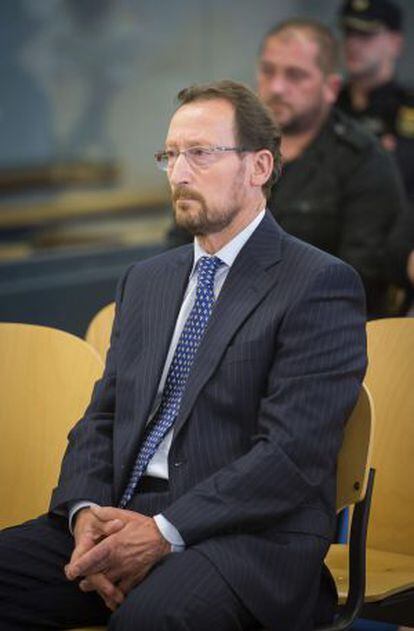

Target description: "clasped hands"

left=65, top=506, right=171, bottom=611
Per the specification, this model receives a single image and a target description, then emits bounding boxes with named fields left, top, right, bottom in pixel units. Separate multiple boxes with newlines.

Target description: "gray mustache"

left=172, top=187, right=204, bottom=203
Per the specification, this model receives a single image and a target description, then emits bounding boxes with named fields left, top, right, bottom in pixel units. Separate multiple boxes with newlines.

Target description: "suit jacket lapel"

left=115, top=246, right=193, bottom=490
left=134, top=247, right=193, bottom=421
left=174, top=212, right=284, bottom=438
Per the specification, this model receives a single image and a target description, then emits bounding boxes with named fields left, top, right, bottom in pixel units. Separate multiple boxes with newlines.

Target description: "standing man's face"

left=165, top=99, right=250, bottom=236
left=343, top=29, right=402, bottom=81
left=257, top=31, right=338, bottom=135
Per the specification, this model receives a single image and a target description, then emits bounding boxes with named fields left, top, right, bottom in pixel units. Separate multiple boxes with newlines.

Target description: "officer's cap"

left=339, top=0, right=403, bottom=34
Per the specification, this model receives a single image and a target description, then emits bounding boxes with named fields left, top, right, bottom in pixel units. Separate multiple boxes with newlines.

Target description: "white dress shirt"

left=71, top=209, right=266, bottom=550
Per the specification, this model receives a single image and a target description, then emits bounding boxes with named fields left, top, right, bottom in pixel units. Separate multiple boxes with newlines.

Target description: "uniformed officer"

left=338, top=0, right=414, bottom=201
left=167, top=18, right=408, bottom=318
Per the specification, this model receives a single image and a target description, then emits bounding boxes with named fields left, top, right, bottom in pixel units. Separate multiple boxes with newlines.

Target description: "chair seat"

left=327, top=544, right=414, bottom=603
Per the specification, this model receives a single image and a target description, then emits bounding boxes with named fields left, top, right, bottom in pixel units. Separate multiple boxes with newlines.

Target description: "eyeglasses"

left=154, top=145, right=247, bottom=171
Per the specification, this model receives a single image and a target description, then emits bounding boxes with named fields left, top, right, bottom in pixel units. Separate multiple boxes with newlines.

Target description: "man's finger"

left=80, top=573, right=124, bottom=603
left=118, top=567, right=149, bottom=595
left=66, top=517, right=124, bottom=581
left=90, top=505, right=128, bottom=522
left=68, top=517, right=125, bottom=579
left=103, top=597, right=118, bottom=613
left=66, top=536, right=96, bottom=580
left=118, top=577, right=135, bottom=595
left=66, top=540, right=111, bottom=579
left=71, top=540, right=93, bottom=563
left=100, top=518, right=124, bottom=537
left=79, top=573, right=124, bottom=611
left=78, top=577, right=95, bottom=592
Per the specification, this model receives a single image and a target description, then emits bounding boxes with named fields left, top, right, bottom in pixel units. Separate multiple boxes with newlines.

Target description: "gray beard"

left=174, top=201, right=239, bottom=236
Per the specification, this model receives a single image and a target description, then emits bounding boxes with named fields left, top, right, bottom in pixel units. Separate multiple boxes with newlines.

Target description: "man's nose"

left=268, top=74, right=287, bottom=95
left=168, top=152, right=193, bottom=185
left=344, top=34, right=361, bottom=51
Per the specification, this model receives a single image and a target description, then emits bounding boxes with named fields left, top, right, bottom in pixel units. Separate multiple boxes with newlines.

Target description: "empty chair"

left=317, top=383, right=375, bottom=631
left=327, top=318, right=414, bottom=627
left=0, top=322, right=103, bottom=528
left=85, top=302, right=115, bottom=362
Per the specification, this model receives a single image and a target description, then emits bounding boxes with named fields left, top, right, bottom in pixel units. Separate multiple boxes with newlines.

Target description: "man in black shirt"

left=257, top=18, right=409, bottom=318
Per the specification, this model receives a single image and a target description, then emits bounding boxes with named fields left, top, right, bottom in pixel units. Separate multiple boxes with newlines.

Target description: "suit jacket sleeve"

left=49, top=266, right=132, bottom=514
left=162, top=261, right=367, bottom=544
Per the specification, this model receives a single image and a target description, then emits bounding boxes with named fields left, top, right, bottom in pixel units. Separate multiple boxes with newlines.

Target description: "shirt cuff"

left=68, top=501, right=99, bottom=535
left=154, top=513, right=185, bottom=552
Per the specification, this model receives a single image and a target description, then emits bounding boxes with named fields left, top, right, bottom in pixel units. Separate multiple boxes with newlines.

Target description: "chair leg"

left=315, top=468, right=376, bottom=631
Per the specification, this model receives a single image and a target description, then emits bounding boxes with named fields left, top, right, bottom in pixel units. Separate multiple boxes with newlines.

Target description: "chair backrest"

left=336, top=383, right=374, bottom=513
left=0, top=323, right=104, bottom=529
left=364, top=318, right=414, bottom=555
left=325, top=384, right=375, bottom=631
left=85, top=302, right=115, bottom=362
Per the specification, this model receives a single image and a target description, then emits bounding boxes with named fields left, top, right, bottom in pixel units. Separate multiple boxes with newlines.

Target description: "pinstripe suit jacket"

left=51, top=212, right=367, bottom=630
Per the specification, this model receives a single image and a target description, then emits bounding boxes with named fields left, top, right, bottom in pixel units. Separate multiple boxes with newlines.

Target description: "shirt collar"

left=191, top=209, right=266, bottom=276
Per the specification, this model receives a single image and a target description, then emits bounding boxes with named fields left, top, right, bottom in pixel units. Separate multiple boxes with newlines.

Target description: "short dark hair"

left=176, top=80, right=282, bottom=198
left=260, top=18, right=340, bottom=75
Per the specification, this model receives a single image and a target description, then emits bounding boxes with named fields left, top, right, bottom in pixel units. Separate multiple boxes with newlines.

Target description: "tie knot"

left=197, top=256, right=223, bottom=287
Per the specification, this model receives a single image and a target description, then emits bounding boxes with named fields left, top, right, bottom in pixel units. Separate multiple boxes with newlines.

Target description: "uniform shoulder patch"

left=396, top=105, right=414, bottom=138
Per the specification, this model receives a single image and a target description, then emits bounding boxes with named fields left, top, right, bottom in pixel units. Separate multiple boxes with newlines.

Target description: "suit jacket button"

left=173, top=461, right=183, bottom=467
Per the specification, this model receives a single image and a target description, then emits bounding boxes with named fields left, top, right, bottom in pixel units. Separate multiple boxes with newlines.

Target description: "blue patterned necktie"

left=119, top=255, right=223, bottom=508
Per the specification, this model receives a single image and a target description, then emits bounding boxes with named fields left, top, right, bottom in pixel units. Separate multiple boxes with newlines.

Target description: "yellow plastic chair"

left=0, top=323, right=103, bottom=529
left=85, top=302, right=115, bottom=362
left=327, top=318, right=414, bottom=627
left=316, top=383, right=375, bottom=631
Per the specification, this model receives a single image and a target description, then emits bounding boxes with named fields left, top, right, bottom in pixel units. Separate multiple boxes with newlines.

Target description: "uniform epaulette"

left=332, top=110, right=373, bottom=152
left=395, top=86, right=414, bottom=138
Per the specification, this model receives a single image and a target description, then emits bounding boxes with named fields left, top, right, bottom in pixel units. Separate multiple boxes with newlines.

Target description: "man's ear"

left=250, top=150, right=274, bottom=189
left=389, top=32, right=404, bottom=61
left=324, top=73, right=342, bottom=105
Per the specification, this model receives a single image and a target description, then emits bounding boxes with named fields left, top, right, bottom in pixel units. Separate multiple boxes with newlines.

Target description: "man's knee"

left=108, top=548, right=255, bottom=631
left=108, top=595, right=185, bottom=631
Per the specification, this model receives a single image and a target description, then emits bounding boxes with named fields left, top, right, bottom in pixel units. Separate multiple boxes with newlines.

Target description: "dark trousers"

left=0, top=485, right=257, bottom=630
left=0, top=480, right=335, bottom=630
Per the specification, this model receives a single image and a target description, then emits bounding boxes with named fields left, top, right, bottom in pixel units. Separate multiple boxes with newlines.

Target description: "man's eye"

left=189, top=148, right=209, bottom=157
left=286, top=69, right=308, bottom=81
left=165, top=150, right=176, bottom=160
left=259, top=64, right=275, bottom=79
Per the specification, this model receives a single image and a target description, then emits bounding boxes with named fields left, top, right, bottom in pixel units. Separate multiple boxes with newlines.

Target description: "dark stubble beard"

left=347, top=58, right=382, bottom=83
left=265, top=95, right=326, bottom=136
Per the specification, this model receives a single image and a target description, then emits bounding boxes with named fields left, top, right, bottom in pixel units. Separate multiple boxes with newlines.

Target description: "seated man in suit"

left=0, top=80, right=367, bottom=631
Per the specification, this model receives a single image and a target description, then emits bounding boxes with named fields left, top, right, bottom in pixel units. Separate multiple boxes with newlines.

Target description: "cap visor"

left=342, top=16, right=384, bottom=33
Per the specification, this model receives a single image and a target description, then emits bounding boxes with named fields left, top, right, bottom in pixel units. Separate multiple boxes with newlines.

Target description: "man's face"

left=165, top=99, right=250, bottom=236
left=343, top=28, right=402, bottom=80
left=257, top=32, right=337, bottom=135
